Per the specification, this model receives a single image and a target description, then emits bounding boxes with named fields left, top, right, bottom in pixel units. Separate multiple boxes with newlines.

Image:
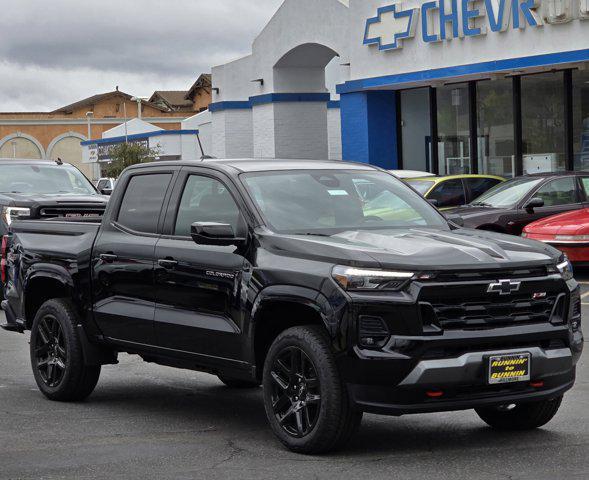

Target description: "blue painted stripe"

left=209, top=93, right=333, bottom=112
left=249, top=92, right=331, bottom=106
left=336, top=48, right=589, bottom=94
left=327, top=100, right=341, bottom=109
left=208, top=101, right=251, bottom=112
left=81, top=129, right=199, bottom=146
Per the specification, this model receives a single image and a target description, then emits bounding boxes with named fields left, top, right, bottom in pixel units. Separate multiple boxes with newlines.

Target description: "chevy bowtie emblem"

left=487, top=280, right=521, bottom=296
left=363, top=3, right=419, bottom=51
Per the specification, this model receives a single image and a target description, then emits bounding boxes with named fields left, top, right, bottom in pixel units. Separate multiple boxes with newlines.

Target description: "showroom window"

left=437, top=83, right=471, bottom=175
left=521, top=72, right=566, bottom=174
left=400, top=88, right=431, bottom=173
left=477, top=79, right=515, bottom=178
left=573, top=69, right=589, bottom=171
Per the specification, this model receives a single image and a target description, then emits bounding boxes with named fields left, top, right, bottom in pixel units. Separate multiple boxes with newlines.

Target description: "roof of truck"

left=129, top=158, right=379, bottom=174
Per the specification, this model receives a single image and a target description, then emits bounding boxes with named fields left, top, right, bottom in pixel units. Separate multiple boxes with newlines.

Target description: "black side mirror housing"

left=524, top=197, right=544, bottom=213
left=446, top=214, right=464, bottom=227
left=191, top=222, right=245, bottom=246
left=99, top=188, right=113, bottom=196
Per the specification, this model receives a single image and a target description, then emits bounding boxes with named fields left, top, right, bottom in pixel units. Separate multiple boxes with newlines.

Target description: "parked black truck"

left=0, top=159, right=108, bottom=237
left=1, top=159, right=584, bottom=453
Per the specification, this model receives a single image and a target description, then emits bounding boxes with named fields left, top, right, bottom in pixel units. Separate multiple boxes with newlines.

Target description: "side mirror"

left=446, top=214, right=464, bottom=227
left=190, top=222, right=245, bottom=246
left=524, top=197, right=544, bottom=213
left=428, top=199, right=439, bottom=208
left=99, top=188, right=113, bottom=196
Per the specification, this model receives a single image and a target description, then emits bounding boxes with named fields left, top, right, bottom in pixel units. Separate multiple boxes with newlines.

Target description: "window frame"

left=112, top=170, right=176, bottom=237
left=463, top=176, right=503, bottom=203
left=427, top=178, right=467, bottom=208
left=161, top=168, right=249, bottom=240
left=523, top=175, right=581, bottom=209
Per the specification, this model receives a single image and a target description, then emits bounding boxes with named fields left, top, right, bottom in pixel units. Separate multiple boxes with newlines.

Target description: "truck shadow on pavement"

left=81, top=372, right=569, bottom=458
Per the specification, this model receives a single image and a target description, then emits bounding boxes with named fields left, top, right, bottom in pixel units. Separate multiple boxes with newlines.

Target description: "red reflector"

left=426, top=390, right=444, bottom=398
left=530, top=381, right=544, bottom=388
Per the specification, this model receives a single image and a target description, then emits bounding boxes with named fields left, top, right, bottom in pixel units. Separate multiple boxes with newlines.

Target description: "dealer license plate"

left=488, top=353, right=531, bottom=385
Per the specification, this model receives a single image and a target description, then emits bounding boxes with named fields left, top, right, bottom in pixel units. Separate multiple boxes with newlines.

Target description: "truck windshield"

left=242, top=170, right=447, bottom=234
left=0, top=164, right=97, bottom=195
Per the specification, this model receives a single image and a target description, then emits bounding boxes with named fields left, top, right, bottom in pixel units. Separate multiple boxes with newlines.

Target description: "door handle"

left=158, top=258, right=178, bottom=269
left=99, top=253, right=118, bottom=263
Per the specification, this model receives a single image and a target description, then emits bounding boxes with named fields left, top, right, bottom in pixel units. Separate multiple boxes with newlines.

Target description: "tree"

left=103, top=142, right=161, bottom=178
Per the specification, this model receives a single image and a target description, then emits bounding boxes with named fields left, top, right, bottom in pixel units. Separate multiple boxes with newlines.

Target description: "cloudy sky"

left=0, top=0, right=283, bottom=112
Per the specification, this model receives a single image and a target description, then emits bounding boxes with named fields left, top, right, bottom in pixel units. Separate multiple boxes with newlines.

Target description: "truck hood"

left=0, top=192, right=107, bottom=205
left=259, top=227, right=560, bottom=270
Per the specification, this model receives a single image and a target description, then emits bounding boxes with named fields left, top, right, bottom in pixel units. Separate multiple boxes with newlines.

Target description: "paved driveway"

left=0, top=272, right=588, bottom=480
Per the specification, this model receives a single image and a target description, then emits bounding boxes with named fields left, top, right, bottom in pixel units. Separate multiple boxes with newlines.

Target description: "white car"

left=96, top=177, right=116, bottom=195
left=389, top=170, right=436, bottom=179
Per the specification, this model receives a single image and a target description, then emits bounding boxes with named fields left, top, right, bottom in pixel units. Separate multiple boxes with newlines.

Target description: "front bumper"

left=339, top=323, right=583, bottom=416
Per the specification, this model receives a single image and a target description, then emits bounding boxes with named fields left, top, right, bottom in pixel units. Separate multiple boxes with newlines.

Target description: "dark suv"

left=1, top=159, right=583, bottom=453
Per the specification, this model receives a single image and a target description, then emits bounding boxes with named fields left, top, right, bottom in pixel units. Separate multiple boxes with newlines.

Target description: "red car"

left=523, top=208, right=589, bottom=265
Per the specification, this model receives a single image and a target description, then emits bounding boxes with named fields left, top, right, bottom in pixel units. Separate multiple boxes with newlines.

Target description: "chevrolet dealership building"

left=207, top=0, right=589, bottom=177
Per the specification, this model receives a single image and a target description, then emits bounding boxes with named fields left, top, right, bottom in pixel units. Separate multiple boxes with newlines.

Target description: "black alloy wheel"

left=262, top=326, right=363, bottom=453
left=269, top=346, right=322, bottom=438
left=33, top=314, right=67, bottom=388
left=30, top=298, right=102, bottom=401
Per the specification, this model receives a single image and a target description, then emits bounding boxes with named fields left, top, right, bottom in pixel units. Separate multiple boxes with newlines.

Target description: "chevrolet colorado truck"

left=1, top=159, right=583, bottom=453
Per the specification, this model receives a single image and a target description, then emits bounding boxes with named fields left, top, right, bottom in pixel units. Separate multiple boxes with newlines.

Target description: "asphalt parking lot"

left=1, top=275, right=588, bottom=480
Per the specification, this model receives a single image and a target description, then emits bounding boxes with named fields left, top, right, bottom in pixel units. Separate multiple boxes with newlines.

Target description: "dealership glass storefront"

left=399, top=69, right=589, bottom=177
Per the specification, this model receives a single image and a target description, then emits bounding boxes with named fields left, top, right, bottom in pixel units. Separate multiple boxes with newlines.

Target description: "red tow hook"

left=426, top=390, right=444, bottom=398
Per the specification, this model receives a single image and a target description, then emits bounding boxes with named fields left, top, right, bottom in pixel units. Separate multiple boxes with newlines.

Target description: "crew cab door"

left=92, top=168, right=176, bottom=345
left=153, top=168, right=249, bottom=362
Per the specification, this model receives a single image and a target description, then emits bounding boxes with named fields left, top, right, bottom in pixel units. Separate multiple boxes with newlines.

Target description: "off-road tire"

left=30, top=298, right=101, bottom=401
left=262, top=325, right=362, bottom=454
left=476, top=396, right=563, bottom=430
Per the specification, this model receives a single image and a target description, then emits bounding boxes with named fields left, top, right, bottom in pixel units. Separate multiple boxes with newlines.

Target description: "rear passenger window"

left=466, top=178, right=502, bottom=200
left=117, top=174, right=172, bottom=233
left=428, top=179, right=466, bottom=208
left=174, top=175, right=241, bottom=236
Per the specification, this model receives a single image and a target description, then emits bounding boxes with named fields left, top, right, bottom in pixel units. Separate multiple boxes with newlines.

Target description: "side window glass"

left=534, top=177, right=577, bottom=207
left=174, top=175, right=241, bottom=236
left=117, top=174, right=172, bottom=233
left=466, top=178, right=501, bottom=199
left=580, top=177, right=589, bottom=199
left=428, top=179, right=466, bottom=208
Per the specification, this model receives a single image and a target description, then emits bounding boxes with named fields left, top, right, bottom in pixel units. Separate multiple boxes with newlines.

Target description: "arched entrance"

left=47, top=133, right=93, bottom=179
left=0, top=133, right=45, bottom=159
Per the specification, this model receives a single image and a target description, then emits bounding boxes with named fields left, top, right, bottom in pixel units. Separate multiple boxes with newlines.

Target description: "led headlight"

left=332, top=265, right=414, bottom=291
left=2, top=207, right=30, bottom=225
left=555, top=256, right=574, bottom=281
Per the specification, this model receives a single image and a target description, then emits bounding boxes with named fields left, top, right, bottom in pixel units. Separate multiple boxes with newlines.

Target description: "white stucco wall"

left=252, top=104, right=276, bottom=158
left=327, top=108, right=342, bottom=160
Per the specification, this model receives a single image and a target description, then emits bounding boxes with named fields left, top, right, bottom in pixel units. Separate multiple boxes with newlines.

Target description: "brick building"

left=0, top=75, right=211, bottom=181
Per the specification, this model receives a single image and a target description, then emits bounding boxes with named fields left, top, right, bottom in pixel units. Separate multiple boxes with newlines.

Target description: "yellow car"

left=404, top=174, right=505, bottom=210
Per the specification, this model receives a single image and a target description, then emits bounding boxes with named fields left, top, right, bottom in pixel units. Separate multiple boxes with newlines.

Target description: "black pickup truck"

left=0, top=159, right=108, bottom=237
left=1, top=159, right=584, bottom=453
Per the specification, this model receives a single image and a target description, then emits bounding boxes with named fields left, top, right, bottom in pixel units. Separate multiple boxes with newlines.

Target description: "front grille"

left=39, top=206, right=105, bottom=218
left=429, top=267, right=549, bottom=283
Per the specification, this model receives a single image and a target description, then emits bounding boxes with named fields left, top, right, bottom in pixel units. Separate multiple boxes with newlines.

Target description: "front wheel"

left=262, top=325, right=362, bottom=454
left=30, top=299, right=101, bottom=401
left=475, top=396, right=563, bottom=430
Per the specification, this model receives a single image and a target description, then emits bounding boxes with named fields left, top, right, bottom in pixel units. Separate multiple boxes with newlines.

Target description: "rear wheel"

left=30, top=299, right=101, bottom=401
left=262, top=325, right=362, bottom=454
left=475, top=396, right=563, bottom=430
